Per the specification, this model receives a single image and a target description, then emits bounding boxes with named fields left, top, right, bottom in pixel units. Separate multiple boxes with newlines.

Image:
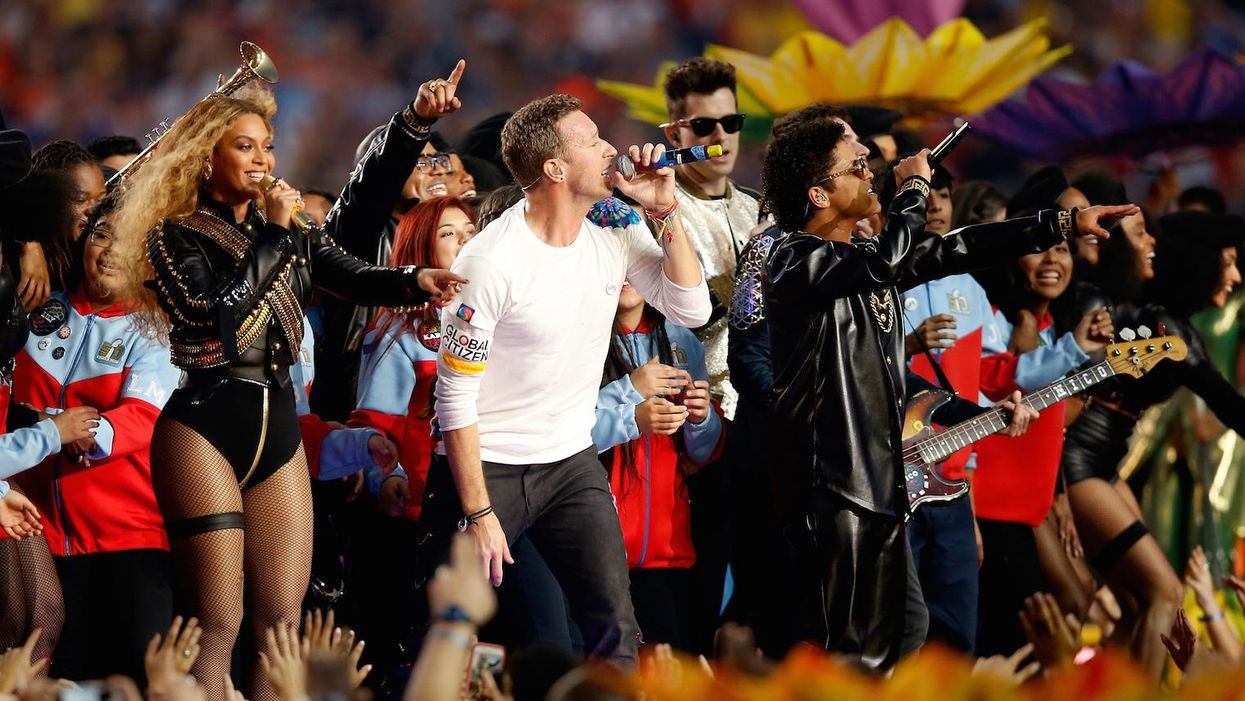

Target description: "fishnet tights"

left=151, top=418, right=312, bottom=701
left=0, top=533, right=64, bottom=664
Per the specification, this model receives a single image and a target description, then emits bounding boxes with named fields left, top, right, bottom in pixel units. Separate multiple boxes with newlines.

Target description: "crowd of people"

left=0, top=26, right=1243, bottom=701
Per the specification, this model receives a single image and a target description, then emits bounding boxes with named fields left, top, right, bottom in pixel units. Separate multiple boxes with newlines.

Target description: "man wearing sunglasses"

left=761, top=106, right=1137, bottom=672
left=658, top=56, right=762, bottom=653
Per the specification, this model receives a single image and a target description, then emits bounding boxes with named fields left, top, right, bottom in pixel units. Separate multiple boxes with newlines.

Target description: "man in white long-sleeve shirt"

left=435, top=94, right=711, bottom=663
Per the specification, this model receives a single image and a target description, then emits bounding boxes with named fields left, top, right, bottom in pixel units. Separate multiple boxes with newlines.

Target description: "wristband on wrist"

left=399, top=103, right=436, bottom=138
left=433, top=604, right=475, bottom=625
left=645, top=200, right=680, bottom=257
left=1201, top=610, right=1226, bottom=623
left=898, top=175, right=930, bottom=198
left=457, top=505, right=493, bottom=532
left=427, top=627, right=474, bottom=648
left=1057, top=208, right=1078, bottom=241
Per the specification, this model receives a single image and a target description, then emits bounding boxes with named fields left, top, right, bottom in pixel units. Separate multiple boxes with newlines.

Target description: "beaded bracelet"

left=1201, top=610, right=1226, bottom=623
left=646, top=200, right=680, bottom=257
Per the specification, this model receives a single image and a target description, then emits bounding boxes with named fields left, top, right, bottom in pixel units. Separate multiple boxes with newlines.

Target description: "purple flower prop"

left=791, top=0, right=965, bottom=43
left=975, top=50, right=1245, bottom=161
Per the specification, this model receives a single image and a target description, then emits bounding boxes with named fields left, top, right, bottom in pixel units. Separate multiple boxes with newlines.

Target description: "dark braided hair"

left=599, top=304, right=690, bottom=496
left=32, top=140, right=96, bottom=172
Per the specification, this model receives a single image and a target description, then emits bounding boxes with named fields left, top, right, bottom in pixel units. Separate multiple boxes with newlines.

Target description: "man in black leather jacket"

left=761, top=107, right=1136, bottom=671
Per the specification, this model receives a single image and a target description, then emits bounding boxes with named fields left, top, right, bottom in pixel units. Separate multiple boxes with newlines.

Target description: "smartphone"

left=465, top=642, right=506, bottom=700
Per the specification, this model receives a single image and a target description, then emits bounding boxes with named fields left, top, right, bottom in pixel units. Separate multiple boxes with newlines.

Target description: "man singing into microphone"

left=762, top=107, right=1136, bottom=671
left=434, top=94, right=711, bottom=663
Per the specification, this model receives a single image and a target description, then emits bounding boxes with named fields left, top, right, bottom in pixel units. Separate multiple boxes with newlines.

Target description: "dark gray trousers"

left=483, top=447, right=639, bottom=665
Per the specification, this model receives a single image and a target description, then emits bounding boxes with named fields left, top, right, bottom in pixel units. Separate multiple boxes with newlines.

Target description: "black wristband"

left=457, top=505, right=494, bottom=532
left=399, top=103, right=436, bottom=139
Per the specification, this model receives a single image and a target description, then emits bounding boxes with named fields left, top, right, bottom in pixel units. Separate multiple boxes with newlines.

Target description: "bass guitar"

left=903, top=331, right=1186, bottom=512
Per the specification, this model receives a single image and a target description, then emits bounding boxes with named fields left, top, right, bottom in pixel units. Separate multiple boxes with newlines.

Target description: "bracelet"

left=645, top=200, right=680, bottom=257
left=1057, top=208, right=1077, bottom=241
left=433, top=604, right=475, bottom=625
left=399, top=103, right=435, bottom=138
left=898, top=176, right=931, bottom=199
left=427, top=627, right=474, bottom=649
left=1201, top=610, right=1226, bottom=623
left=457, top=505, right=493, bottom=532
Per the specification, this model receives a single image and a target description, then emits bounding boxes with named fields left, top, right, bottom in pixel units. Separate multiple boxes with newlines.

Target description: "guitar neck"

left=916, top=361, right=1115, bottom=464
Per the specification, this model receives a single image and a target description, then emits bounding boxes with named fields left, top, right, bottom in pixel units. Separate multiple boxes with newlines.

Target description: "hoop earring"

left=202, top=162, right=213, bottom=182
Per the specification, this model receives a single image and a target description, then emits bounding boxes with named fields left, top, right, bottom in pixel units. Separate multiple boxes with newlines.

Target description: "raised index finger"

left=446, top=59, right=467, bottom=85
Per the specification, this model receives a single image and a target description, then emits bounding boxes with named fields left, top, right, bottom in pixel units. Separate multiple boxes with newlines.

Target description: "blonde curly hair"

left=112, top=84, right=277, bottom=339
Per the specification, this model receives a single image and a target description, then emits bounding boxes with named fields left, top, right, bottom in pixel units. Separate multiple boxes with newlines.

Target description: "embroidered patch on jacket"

left=95, top=339, right=125, bottom=365
left=587, top=197, right=642, bottom=229
left=868, top=290, right=895, bottom=334
left=455, top=304, right=475, bottom=323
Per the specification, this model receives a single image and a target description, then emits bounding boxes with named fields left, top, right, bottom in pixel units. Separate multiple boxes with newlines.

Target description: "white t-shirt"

left=435, top=198, right=711, bottom=465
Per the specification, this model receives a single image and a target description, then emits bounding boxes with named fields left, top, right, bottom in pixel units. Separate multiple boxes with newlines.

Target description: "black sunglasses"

left=661, top=113, right=746, bottom=137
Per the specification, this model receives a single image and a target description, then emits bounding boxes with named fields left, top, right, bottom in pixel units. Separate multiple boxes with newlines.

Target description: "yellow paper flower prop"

left=596, top=17, right=1070, bottom=140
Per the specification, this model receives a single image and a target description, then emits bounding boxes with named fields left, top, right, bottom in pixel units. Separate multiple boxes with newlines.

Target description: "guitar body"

left=901, top=388, right=970, bottom=511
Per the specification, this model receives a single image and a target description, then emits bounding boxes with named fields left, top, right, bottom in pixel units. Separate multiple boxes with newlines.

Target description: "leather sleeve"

left=766, top=188, right=1066, bottom=306
left=309, top=229, right=431, bottom=308
left=324, top=104, right=434, bottom=259
left=1165, top=315, right=1245, bottom=435
left=147, top=222, right=295, bottom=359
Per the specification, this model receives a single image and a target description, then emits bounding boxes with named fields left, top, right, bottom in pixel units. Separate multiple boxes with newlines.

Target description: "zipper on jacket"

left=626, top=330, right=654, bottom=568
left=54, top=312, right=96, bottom=554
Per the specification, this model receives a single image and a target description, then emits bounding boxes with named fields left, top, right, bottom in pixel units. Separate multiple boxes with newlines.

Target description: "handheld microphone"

left=928, top=121, right=972, bottom=168
left=258, top=174, right=317, bottom=233
left=614, top=144, right=724, bottom=180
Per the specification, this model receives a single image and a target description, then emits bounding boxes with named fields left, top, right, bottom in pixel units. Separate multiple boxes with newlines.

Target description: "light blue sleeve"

left=87, top=417, right=114, bottom=461
left=0, top=419, right=62, bottom=479
left=593, top=376, right=644, bottom=453
left=356, top=328, right=418, bottom=416
left=317, top=426, right=382, bottom=482
left=1012, top=330, right=1091, bottom=392
left=365, top=464, right=408, bottom=498
left=0, top=481, right=8, bottom=499
left=672, top=325, right=723, bottom=463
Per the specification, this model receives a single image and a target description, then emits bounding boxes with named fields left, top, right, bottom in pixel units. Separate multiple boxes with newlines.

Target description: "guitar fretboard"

left=916, top=361, right=1114, bottom=464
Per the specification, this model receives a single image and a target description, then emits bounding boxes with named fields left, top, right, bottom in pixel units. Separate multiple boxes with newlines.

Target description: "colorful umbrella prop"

left=791, top=0, right=965, bottom=44
left=975, top=49, right=1245, bottom=161
left=596, top=18, right=1071, bottom=141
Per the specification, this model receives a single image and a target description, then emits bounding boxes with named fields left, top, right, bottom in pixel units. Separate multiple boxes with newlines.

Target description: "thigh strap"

left=1091, top=520, right=1148, bottom=573
left=165, top=512, right=245, bottom=541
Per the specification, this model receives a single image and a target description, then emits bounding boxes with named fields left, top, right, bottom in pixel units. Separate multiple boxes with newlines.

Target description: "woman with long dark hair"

left=110, top=73, right=466, bottom=701
left=593, top=282, right=724, bottom=649
left=1061, top=210, right=1245, bottom=677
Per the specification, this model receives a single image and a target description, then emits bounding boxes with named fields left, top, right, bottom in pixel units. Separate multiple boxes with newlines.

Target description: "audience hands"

left=904, top=314, right=956, bottom=356
left=145, top=617, right=202, bottom=701
left=0, top=491, right=42, bottom=540
left=260, top=623, right=307, bottom=701
left=378, top=476, right=409, bottom=517
left=1185, top=546, right=1218, bottom=613
left=1019, top=593, right=1080, bottom=671
left=628, top=357, right=684, bottom=398
left=0, top=629, right=47, bottom=695
left=1073, top=308, right=1114, bottom=354
left=368, top=434, right=400, bottom=475
left=415, top=269, right=468, bottom=308
left=52, top=406, right=100, bottom=444
left=431, top=533, right=498, bottom=624
left=1073, top=205, right=1141, bottom=240
left=17, top=243, right=51, bottom=312
left=635, top=397, right=688, bottom=436
left=972, top=643, right=1041, bottom=687
left=681, top=378, right=711, bottom=424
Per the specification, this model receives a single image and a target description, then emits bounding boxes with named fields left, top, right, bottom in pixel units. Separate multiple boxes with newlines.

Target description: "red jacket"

left=12, top=290, right=178, bottom=555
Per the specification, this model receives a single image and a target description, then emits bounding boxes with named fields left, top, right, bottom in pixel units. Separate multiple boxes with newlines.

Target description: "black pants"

left=630, top=568, right=692, bottom=650
left=976, top=518, right=1044, bottom=657
left=54, top=549, right=173, bottom=684
left=787, top=495, right=924, bottom=673
left=424, top=448, right=638, bottom=664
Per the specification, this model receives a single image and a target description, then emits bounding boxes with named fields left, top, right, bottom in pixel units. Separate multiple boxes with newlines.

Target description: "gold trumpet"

left=107, top=41, right=279, bottom=188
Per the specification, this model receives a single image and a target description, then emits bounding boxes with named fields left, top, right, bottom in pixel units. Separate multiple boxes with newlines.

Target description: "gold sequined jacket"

left=147, top=196, right=429, bottom=386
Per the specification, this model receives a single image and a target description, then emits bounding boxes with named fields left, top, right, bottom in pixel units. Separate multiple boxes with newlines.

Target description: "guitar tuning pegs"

left=1137, top=325, right=1151, bottom=339
left=1119, top=328, right=1136, bottom=341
